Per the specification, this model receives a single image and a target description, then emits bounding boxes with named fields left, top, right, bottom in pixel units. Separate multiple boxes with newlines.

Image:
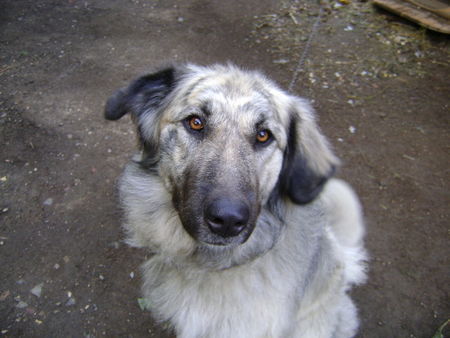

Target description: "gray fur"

left=106, top=64, right=367, bottom=337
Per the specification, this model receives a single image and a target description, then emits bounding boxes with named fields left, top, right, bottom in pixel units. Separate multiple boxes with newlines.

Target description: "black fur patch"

left=104, top=67, right=178, bottom=171
left=104, top=67, right=176, bottom=121
left=276, top=118, right=334, bottom=205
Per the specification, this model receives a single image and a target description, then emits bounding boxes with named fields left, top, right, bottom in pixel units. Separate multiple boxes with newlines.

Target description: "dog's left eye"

left=186, top=115, right=205, bottom=131
left=256, top=129, right=272, bottom=144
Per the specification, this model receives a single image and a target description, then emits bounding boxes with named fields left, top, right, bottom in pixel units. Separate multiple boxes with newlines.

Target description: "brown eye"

left=188, top=116, right=204, bottom=131
left=256, top=129, right=271, bottom=143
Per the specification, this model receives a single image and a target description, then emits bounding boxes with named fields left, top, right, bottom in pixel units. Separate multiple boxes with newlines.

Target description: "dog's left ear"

left=279, top=98, right=339, bottom=204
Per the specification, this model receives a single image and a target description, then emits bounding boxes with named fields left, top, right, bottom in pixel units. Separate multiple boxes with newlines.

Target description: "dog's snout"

left=205, top=199, right=250, bottom=238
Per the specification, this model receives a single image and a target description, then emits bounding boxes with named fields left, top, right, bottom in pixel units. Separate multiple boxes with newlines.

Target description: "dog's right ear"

left=104, top=67, right=177, bottom=121
left=104, top=67, right=178, bottom=168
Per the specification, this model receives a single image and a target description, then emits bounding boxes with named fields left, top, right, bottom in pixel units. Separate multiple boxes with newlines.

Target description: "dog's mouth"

left=196, top=222, right=256, bottom=247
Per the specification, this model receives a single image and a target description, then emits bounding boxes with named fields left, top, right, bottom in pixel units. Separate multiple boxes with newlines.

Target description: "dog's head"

left=106, top=64, right=338, bottom=247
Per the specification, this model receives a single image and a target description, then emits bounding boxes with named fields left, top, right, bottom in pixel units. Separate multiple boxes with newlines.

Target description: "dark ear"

left=279, top=99, right=339, bottom=204
left=104, top=67, right=178, bottom=169
left=104, top=67, right=177, bottom=121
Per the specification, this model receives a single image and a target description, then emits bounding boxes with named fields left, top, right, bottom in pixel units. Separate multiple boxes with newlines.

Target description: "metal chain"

left=288, top=0, right=325, bottom=93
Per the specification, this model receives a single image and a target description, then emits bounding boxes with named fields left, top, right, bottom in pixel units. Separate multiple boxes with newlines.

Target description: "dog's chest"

left=143, top=257, right=296, bottom=338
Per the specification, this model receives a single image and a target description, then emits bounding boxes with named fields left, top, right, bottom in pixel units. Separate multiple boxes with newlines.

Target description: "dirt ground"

left=0, top=0, right=448, bottom=337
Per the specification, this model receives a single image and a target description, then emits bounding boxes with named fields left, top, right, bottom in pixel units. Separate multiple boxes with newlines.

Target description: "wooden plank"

left=407, top=0, right=450, bottom=19
left=373, top=0, right=450, bottom=34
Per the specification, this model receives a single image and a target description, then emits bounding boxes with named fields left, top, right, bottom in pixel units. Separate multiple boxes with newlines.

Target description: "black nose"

left=205, top=199, right=250, bottom=238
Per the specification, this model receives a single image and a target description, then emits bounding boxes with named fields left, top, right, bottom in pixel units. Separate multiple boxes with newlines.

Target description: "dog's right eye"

left=185, top=115, right=205, bottom=132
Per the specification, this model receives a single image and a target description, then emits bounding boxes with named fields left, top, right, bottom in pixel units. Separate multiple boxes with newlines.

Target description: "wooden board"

left=373, top=0, right=450, bottom=34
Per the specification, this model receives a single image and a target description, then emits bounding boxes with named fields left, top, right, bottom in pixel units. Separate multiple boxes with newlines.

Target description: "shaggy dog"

left=105, top=64, right=367, bottom=338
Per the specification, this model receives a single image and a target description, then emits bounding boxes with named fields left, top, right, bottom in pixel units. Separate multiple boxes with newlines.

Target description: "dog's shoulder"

left=319, top=178, right=365, bottom=248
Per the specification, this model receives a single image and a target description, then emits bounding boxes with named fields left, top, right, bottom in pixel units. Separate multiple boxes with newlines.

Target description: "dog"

left=105, top=64, right=367, bottom=338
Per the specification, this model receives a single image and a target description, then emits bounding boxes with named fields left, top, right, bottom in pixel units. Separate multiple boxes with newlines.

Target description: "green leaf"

left=432, top=319, right=449, bottom=338
left=137, top=298, right=150, bottom=311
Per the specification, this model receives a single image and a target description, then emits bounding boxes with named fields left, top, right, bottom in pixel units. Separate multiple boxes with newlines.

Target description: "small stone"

left=54, top=263, right=60, bottom=270
left=349, top=126, right=356, bottom=134
left=31, top=283, right=43, bottom=297
left=99, top=274, right=105, bottom=281
left=66, top=297, right=76, bottom=306
left=16, top=301, right=28, bottom=308
left=272, top=59, right=289, bottom=64
left=0, top=290, right=10, bottom=301
left=43, top=198, right=53, bottom=206
left=130, top=272, right=135, bottom=279
left=393, top=36, right=408, bottom=45
left=398, top=55, right=408, bottom=64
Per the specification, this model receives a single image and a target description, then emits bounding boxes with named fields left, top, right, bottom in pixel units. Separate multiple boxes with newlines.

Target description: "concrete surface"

left=0, top=0, right=448, bottom=337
